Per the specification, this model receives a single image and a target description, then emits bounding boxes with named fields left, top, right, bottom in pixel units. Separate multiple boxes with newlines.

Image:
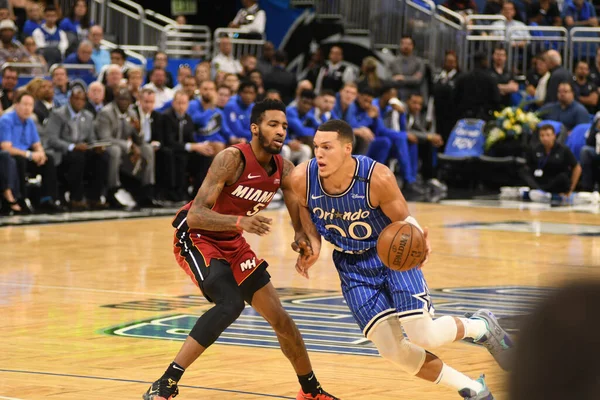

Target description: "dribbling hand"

left=239, top=215, right=272, bottom=236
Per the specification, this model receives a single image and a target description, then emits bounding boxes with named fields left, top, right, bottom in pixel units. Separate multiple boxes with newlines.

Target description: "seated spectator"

left=45, top=86, right=107, bottom=210
left=23, top=2, right=43, bottom=37
left=526, top=55, right=551, bottom=106
left=580, top=117, right=600, bottom=191
left=483, top=0, right=503, bottom=15
left=224, top=80, right=256, bottom=144
left=314, top=89, right=337, bottom=124
left=216, top=84, right=232, bottom=109
left=172, top=65, right=192, bottom=92
left=64, top=40, right=96, bottom=80
left=239, top=54, right=258, bottom=79
left=563, top=0, right=598, bottom=28
left=256, top=41, right=275, bottom=76
left=88, top=25, right=110, bottom=73
left=520, top=124, right=581, bottom=194
left=223, top=73, right=240, bottom=95
left=589, top=46, right=600, bottom=87
left=289, top=80, right=314, bottom=108
left=95, top=87, right=158, bottom=208
left=194, top=60, right=211, bottom=86
left=443, top=0, right=477, bottom=15
left=265, top=89, right=282, bottom=101
left=50, top=65, right=69, bottom=107
left=544, top=50, right=572, bottom=103
left=33, top=79, right=54, bottom=126
left=0, top=150, right=22, bottom=215
left=314, top=45, right=356, bottom=94
left=334, top=82, right=358, bottom=121
left=0, top=19, right=30, bottom=65
left=32, top=5, right=68, bottom=57
left=103, top=64, right=123, bottom=104
left=211, top=37, right=242, bottom=75
left=539, top=82, right=590, bottom=132
left=263, top=50, right=296, bottom=104
left=388, top=36, right=425, bottom=100
left=527, top=0, right=561, bottom=26
left=85, top=81, right=105, bottom=116
left=357, top=56, right=385, bottom=97
left=98, top=48, right=134, bottom=84
left=490, top=1, right=531, bottom=46
left=59, top=0, right=92, bottom=42
left=0, top=66, right=18, bottom=113
left=162, top=90, right=209, bottom=200
left=572, top=60, right=598, bottom=114
left=228, top=0, right=266, bottom=35
left=248, top=69, right=266, bottom=102
left=127, top=66, right=143, bottom=102
left=145, top=51, right=173, bottom=88
left=285, top=89, right=318, bottom=165
left=143, top=68, right=175, bottom=110
left=22, top=36, right=48, bottom=76
left=0, top=91, right=62, bottom=212
left=454, top=52, right=501, bottom=120
left=490, top=46, right=519, bottom=108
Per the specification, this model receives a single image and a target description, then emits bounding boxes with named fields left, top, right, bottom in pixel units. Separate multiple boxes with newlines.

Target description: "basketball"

left=377, top=221, right=426, bottom=272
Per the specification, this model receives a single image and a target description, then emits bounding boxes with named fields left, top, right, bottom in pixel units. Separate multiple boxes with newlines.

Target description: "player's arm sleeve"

left=370, top=162, right=411, bottom=222
left=187, top=147, right=244, bottom=231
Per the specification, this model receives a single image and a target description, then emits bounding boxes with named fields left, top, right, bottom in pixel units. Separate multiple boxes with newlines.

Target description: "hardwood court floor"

left=1, top=202, right=599, bottom=400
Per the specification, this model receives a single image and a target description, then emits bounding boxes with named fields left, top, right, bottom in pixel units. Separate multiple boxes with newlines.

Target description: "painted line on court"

left=0, top=369, right=294, bottom=399
left=0, top=282, right=176, bottom=297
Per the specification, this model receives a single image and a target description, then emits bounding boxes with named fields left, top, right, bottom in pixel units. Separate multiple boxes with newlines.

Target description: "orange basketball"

left=377, top=221, right=426, bottom=272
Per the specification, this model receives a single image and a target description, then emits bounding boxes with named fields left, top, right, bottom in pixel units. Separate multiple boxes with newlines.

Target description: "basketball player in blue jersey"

left=289, top=120, right=514, bottom=400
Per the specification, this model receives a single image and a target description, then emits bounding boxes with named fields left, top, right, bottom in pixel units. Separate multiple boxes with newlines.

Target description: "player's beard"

left=201, top=95, right=212, bottom=103
left=258, top=128, right=282, bottom=155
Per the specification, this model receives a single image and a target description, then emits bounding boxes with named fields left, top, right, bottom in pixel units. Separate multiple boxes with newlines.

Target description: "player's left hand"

left=291, top=233, right=318, bottom=279
left=420, top=227, right=431, bottom=268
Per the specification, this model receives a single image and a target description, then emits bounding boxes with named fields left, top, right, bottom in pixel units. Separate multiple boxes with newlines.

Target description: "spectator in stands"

left=162, top=90, right=201, bottom=200
left=146, top=51, right=173, bottom=88
left=23, top=3, right=43, bottom=37
left=144, top=68, right=175, bottom=110
left=432, top=50, right=461, bottom=142
left=314, top=45, right=356, bottom=95
left=443, top=0, right=477, bottom=15
left=527, top=0, right=561, bottom=26
left=100, top=63, right=121, bottom=104
left=264, top=50, right=297, bottom=104
left=257, top=41, right=275, bottom=76
left=239, top=54, right=258, bottom=79
left=544, top=50, right=572, bottom=103
left=0, top=150, right=22, bottom=215
left=314, top=89, right=337, bottom=124
left=289, top=80, right=313, bottom=108
left=334, top=82, right=358, bottom=121
left=521, top=124, right=581, bottom=194
left=265, top=89, right=282, bottom=101
left=50, top=65, right=69, bottom=107
left=563, top=0, right=598, bottom=28
left=59, top=0, right=92, bottom=42
left=173, top=65, right=192, bottom=92
left=248, top=69, right=266, bottom=102
left=286, top=89, right=319, bottom=143
left=224, top=80, right=256, bottom=144
left=212, top=37, right=242, bottom=75
left=98, top=48, right=133, bottom=84
left=45, top=85, right=107, bottom=210
left=89, top=25, right=110, bottom=73
left=159, top=74, right=197, bottom=112
left=572, top=60, right=598, bottom=114
left=22, top=36, right=47, bottom=75
left=127, top=66, right=143, bottom=102
left=0, top=3, right=9, bottom=21
left=580, top=119, right=600, bottom=191
left=175, top=15, right=186, bottom=25
left=0, top=66, right=17, bottom=112
left=223, top=73, right=240, bottom=94
left=228, top=0, right=266, bottom=36
left=216, top=84, right=232, bottom=109
left=454, top=52, right=501, bottom=120
left=32, top=5, right=68, bottom=57
left=33, top=79, right=54, bottom=126
left=490, top=46, right=519, bottom=107
left=540, top=82, right=590, bottom=132
left=0, top=19, right=29, bottom=65
left=95, top=87, right=157, bottom=208
left=483, top=0, right=503, bottom=16
left=194, top=61, right=211, bottom=86
left=85, top=81, right=105, bottom=116
left=64, top=40, right=96, bottom=80
left=389, top=36, right=425, bottom=100
left=491, top=1, right=531, bottom=46
left=0, top=91, right=62, bottom=213
left=357, top=56, right=384, bottom=97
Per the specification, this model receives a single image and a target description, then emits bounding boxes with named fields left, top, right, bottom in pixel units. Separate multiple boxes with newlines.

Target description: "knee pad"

left=402, top=315, right=457, bottom=350
left=368, top=317, right=426, bottom=376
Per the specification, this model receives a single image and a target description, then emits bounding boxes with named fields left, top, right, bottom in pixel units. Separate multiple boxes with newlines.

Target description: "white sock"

left=459, top=317, right=488, bottom=341
left=436, top=363, right=484, bottom=393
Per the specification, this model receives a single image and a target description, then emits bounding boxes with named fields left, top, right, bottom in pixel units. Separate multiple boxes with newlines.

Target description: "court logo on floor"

left=103, top=286, right=551, bottom=356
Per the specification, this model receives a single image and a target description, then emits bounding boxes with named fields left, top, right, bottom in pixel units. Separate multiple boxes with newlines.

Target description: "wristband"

left=25, top=150, right=32, bottom=160
left=404, top=215, right=423, bottom=234
left=236, top=216, right=243, bottom=230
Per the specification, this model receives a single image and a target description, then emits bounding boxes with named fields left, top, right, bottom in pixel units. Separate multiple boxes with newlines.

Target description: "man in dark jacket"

left=543, top=50, right=572, bottom=104
left=454, top=52, right=501, bottom=120
left=263, top=51, right=296, bottom=104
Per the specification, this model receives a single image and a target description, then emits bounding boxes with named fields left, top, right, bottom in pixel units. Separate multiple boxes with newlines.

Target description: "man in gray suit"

left=45, top=86, right=109, bottom=210
left=95, top=87, right=158, bottom=208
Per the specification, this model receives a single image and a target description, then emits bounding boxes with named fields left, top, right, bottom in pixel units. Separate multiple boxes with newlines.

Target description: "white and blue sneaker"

left=470, top=309, right=514, bottom=371
left=458, top=375, right=494, bottom=399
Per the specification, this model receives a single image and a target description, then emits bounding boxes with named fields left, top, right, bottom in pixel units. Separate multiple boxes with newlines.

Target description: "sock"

left=436, top=363, right=483, bottom=393
left=162, top=361, right=185, bottom=382
left=459, top=317, right=488, bottom=341
left=298, top=371, right=320, bottom=395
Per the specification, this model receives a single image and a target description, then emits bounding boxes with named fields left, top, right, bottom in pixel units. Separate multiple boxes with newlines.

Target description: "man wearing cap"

left=0, top=19, right=30, bottom=65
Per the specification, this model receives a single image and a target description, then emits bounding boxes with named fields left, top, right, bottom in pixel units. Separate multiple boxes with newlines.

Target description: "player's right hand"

left=240, top=215, right=272, bottom=236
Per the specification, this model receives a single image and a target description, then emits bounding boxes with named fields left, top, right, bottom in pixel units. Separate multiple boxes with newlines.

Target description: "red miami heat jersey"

left=177, top=143, right=283, bottom=240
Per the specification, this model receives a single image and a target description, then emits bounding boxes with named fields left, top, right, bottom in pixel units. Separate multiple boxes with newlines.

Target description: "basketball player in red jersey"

left=143, top=99, right=338, bottom=400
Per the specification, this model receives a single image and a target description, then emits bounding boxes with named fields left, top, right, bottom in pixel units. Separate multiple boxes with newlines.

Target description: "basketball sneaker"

left=469, top=309, right=514, bottom=371
left=142, top=377, right=179, bottom=400
left=458, top=375, right=494, bottom=399
left=296, top=388, right=340, bottom=400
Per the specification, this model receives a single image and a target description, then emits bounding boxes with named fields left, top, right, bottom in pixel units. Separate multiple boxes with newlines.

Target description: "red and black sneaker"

left=142, top=377, right=179, bottom=400
left=296, top=388, right=340, bottom=400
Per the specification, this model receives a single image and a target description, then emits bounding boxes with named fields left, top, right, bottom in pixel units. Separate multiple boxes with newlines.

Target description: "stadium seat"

left=566, top=123, right=591, bottom=163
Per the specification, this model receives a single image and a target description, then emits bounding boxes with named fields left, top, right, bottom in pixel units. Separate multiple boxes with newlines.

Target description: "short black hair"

left=274, top=50, right=287, bottom=64
left=44, top=4, right=58, bottom=13
left=538, top=124, right=556, bottom=134
left=319, top=89, right=336, bottom=98
left=380, top=83, right=396, bottom=95
left=15, top=91, right=34, bottom=103
left=299, top=89, right=316, bottom=100
left=400, top=35, right=415, bottom=46
left=111, top=48, right=126, bottom=59
left=239, top=80, right=258, bottom=93
left=358, top=86, right=376, bottom=97
left=317, top=119, right=354, bottom=144
left=250, top=99, right=286, bottom=125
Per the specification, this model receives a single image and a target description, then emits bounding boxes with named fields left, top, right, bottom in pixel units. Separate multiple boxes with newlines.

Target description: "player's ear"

left=344, top=141, right=353, bottom=154
left=250, top=122, right=259, bottom=136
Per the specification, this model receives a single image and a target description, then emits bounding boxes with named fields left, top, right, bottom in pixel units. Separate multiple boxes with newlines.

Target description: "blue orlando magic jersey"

left=306, top=156, right=391, bottom=254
